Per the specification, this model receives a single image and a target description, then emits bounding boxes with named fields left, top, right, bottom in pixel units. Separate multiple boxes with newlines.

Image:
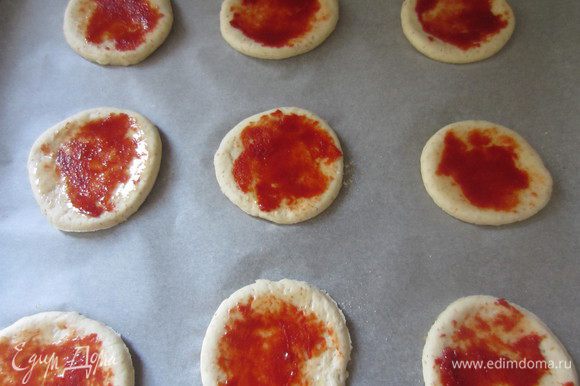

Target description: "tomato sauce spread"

left=217, top=295, right=329, bottom=385
left=415, top=0, right=508, bottom=50
left=55, top=113, right=139, bottom=217
left=230, top=0, right=321, bottom=47
left=435, top=299, right=550, bottom=386
left=233, top=110, right=342, bottom=212
left=436, top=129, right=529, bottom=211
left=0, top=333, right=113, bottom=385
left=86, top=0, right=162, bottom=51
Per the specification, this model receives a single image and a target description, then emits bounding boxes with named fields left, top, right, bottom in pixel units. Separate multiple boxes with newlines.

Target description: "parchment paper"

left=0, top=1, right=579, bottom=385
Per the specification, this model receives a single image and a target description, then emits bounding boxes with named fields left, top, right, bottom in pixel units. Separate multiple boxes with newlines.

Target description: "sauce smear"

left=0, top=333, right=113, bottom=385
left=435, top=299, right=549, bottom=386
left=217, top=295, right=329, bottom=386
left=86, top=0, right=162, bottom=51
left=232, top=110, right=342, bottom=212
left=415, top=0, right=508, bottom=50
left=230, top=0, right=321, bottom=47
left=56, top=113, right=139, bottom=217
left=436, top=129, right=529, bottom=211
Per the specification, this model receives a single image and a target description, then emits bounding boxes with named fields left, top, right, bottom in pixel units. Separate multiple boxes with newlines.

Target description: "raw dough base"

left=214, top=107, right=344, bottom=224
left=220, top=0, right=339, bottom=59
left=401, top=0, right=515, bottom=64
left=0, top=311, right=134, bottom=386
left=423, top=296, right=578, bottom=386
left=420, top=120, right=552, bottom=226
left=200, top=279, right=352, bottom=386
left=64, top=0, right=173, bottom=66
left=28, top=107, right=162, bottom=232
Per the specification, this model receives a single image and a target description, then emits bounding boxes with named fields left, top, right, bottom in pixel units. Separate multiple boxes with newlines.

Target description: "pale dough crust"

left=200, top=279, right=352, bottom=386
left=220, top=0, right=339, bottom=59
left=28, top=107, right=162, bottom=232
left=214, top=107, right=343, bottom=224
left=64, top=0, right=173, bottom=66
left=401, top=0, right=515, bottom=64
left=423, top=296, right=579, bottom=386
left=0, top=311, right=134, bottom=386
left=420, top=120, right=552, bottom=226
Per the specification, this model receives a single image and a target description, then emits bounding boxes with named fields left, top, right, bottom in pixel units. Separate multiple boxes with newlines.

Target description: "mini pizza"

left=0, top=311, right=134, bottom=386
left=64, top=0, right=173, bottom=66
left=28, top=107, right=162, bottom=232
left=200, top=279, right=351, bottom=386
left=423, top=296, right=578, bottom=386
left=220, top=0, right=339, bottom=59
left=420, top=120, right=552, bottom=225
left=214, top=107, right=343, bottom=224
left=401, top=0, right=515, bottom=63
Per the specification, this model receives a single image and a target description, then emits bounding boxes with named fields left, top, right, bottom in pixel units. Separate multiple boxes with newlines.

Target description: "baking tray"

left=0, top=0, right=578, bottom=385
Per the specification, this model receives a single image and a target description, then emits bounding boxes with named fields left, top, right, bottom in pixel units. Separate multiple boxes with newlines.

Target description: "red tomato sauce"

left=415, top=0, right=508, bottom=50
left=435, top=299, right=550, bottom=386
left=86, top=0, right=162, bottom=51
left=55, top=113, right=139, bottom=217
left=233, top=110, right=342, bottom=212
left=436, top=129, right=529, bottom=211
left=230, top=0, right=321, bottom=47
left=0, top=333, right=113, bottom=385
left=217, top=295, right=330, bottom=385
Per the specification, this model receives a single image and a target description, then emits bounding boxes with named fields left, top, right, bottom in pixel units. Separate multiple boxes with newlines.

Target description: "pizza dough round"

left=64, top=0, right=173, bottom=66
left=214, top=107, right=344, bottom=224
left=401, top=0, right=515, bottom=64
left=421, top=120, right=552, bottom=226
left=0, top=311, right=134, bottom=386
left=423, top=296, right=578, bottom=386
left=220, top=0, right=339, bottom=59
left=200, top=279, right=351, bottom=386
left=28, top=107, right=162, bottom=232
